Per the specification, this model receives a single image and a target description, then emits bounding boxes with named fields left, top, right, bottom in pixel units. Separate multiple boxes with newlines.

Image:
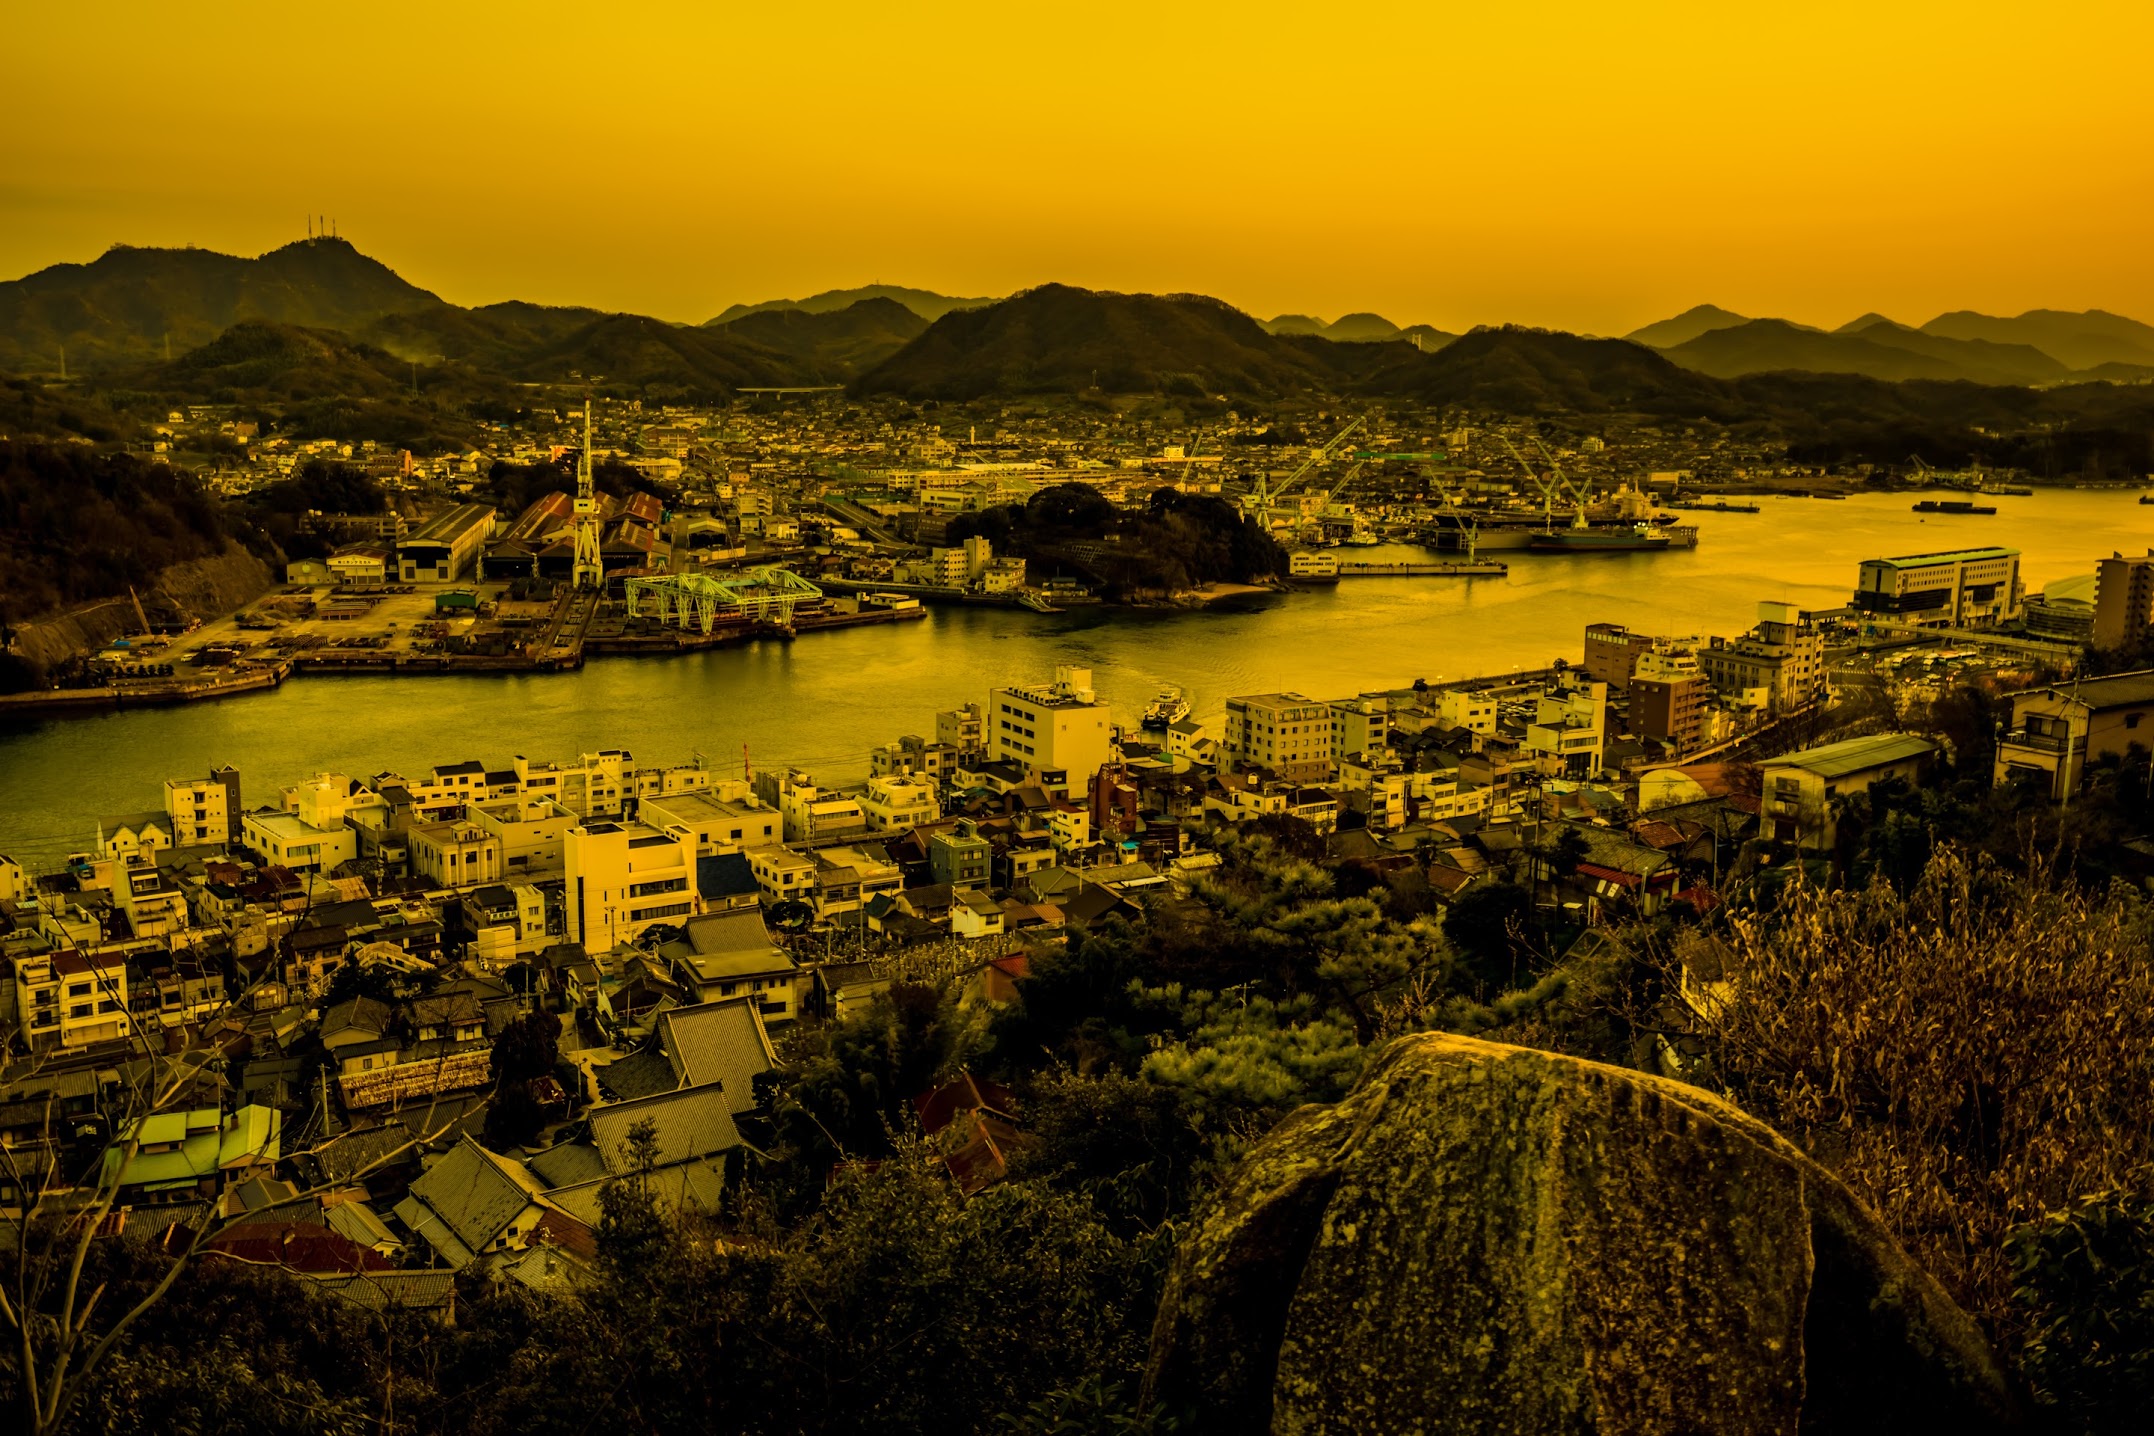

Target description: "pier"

left=1334, top=560, right=1509, bottom=578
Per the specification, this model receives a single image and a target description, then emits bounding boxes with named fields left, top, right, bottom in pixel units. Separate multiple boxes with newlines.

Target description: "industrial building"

left=1851, top=547, right=2022, bottom=628
left=397, top=503, right=497, bottom=583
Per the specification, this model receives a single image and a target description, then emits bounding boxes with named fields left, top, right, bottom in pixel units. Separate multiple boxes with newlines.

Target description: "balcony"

left=1999, top=730, right=2081, bottom=756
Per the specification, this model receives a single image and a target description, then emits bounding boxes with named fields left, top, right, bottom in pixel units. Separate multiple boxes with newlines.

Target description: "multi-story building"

left=986, top=668, right=1113, bottom=796
left=745, top=844, right=817, bottom=905
left=639, top=791, right=780, bottom=855
left=870, top=735, right=961, bottom=785
left=1431, top=689, right=1498, bottom=736
left=1631, top=647, right=1709, bottom=752
left=754, top=770, right=868, bottom=846
left=1328, top=696, right=1390, bottom=765
left=1851, top=547, right=2022, bottom=628
left=408, top=822, right=505, bottom=889
left=1583, top=622, right=1658, bottom=690
left=468, top=796, right=580, bottom=876
left=10, top=950, right=132, bottom=1050
left=929, top=821, right=992, bottom=889
left=1993, top=669, right=2154, bottom=800
left=1525, top=674, right=1607, bottom=775
left=1222, top=692, right=1334, bottom=782
left=859, top=774, right=940, bottom=833
left=1701, top=602, right=1826, bottom=713
left=115, top=856, right=190, bottom=941
left=564, top=821, right=696, bottom=951
left=164, top=766, right=241, bottom=847
left=2092, top=551, right=2154, bottom=652
left=935, top=702, right=987, bottom=758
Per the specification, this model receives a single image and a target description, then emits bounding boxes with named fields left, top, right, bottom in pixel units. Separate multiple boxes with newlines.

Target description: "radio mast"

left=572, top=400, right=603, bottom=589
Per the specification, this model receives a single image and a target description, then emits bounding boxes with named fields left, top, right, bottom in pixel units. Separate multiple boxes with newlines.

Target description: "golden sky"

left=9, top=1, right=2151, bottom=333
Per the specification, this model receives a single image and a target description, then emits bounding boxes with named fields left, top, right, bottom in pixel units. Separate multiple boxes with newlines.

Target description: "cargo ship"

left=1912, top=500, right=1997, bottom=515
left=1527, top=522, right=1686, bottom=553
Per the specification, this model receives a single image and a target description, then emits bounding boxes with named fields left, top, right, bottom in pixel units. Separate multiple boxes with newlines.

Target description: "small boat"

left=2139, top=494, right=2154, bottom=506
left=1141, top=687, right=1190, bottom=730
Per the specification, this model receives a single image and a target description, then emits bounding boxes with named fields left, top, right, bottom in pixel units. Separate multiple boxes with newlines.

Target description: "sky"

left=8, top=2, right=2152, bottom=334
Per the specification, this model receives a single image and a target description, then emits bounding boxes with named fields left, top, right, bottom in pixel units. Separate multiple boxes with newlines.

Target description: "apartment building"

left=1525, top=675, right=1608, bottom=776
left=164, top=766, right=242, bottom=847
left=565, top=821, right=697, bottom=950
left=1701, top=602, right=1825, bottom=713
left=986, top=667, right=1113, bottom=796
left=755, top=770, right=868, bottom=846
left=1222, top=692, right=1334, bottom=782
left=936, top=702, right=987, bottom=758
left=1852, top=547, right=2023, bottom=628
left=1583, top=622, right=1658, bottom=690
left=1631, top=647, right=1709, bottom=752
left=1431, top=689, right=1497, bottom=735
left=929, top=821, right=993, bottom=889
left=10, top=950, right=132, bottom=1050
left=408, top=823, right=504, bottom=888
left=468, top=796, right=579, bottom=875
left=2092, top=551, right=2154, bottom=652
left=1328, top=696, right=1390, bottom=765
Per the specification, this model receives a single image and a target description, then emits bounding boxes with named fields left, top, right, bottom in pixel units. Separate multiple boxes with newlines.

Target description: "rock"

left=1143, top=1032, right=2021, bottom=1434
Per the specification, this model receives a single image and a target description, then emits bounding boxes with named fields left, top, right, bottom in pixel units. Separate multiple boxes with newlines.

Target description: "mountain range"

left=1622, top=304, right=2154, bottom=385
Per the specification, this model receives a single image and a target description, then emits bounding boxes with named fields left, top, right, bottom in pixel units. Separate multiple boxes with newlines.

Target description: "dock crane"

left=1500, top=436, right=1593, bottom=530
left=1241, top=416, right=1365, bottom=526
left=571, top=400, right=604, bottom=590
left=1532, top=437, right=1595, bottom=529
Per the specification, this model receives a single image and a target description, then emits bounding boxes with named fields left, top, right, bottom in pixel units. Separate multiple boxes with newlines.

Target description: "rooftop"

left=1861, top=547, right=2019, bottom=567
left=1766, top=732, right=1941, bottom=780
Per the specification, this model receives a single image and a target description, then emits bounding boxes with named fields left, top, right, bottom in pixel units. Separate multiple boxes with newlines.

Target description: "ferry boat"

left=1141, top=687, right=1190, bottom=730
left=1913, top=500, right=1997, bottom=515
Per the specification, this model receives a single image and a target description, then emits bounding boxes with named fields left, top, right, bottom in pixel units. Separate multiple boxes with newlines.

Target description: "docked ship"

left=1141, top=687, right=1190, bottom=730
left=1527, top=521, right=1679, bottom=553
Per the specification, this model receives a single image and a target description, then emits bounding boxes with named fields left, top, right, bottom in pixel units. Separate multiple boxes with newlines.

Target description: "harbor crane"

left=1240, top=416, right=1366, bottom=525
left=1500, top=436, right=1593, bottom=530
left=571, top=401, right=604, bottom=590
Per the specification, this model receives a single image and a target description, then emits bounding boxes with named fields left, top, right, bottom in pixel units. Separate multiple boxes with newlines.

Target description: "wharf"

left=1335, top=560, right=1509, bottom=578
left=811, top=576, right=1063, bottom=612
left=0, top=662, right=291, bottom=719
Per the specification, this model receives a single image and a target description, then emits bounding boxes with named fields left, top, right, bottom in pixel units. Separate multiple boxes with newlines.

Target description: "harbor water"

left=1, top=488, right=2145, bottom=864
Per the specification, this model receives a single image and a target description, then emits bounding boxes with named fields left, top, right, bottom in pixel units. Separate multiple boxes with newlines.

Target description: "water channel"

left=2, top=488, right=2145, bottom=864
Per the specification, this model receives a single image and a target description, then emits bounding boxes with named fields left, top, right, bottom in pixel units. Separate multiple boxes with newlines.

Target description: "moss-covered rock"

left=1143, top=1033, right=2021, bottom=1434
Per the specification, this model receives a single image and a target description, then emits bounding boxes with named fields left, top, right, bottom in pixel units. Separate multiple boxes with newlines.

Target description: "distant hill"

left=1624, top=304, right=1751, bottom=349
left=713, top=298, right=929, bottom=378
left=853, top=284, right=1357, bottom=399
left=139, top=321, right=420, bottom=401
left=1260, top=312, right=1458, bottom=348
left=506, top=313, right=810, bottom=397
left=1659, top=318, right=2056, bottom=385
left=0, top=238, right=443, bottom=373
left=1380, top=327, right=1735, bottom=415
left=1263, top=314, right=1327, bottom=336
left=1918, top=309, right=2154, bottom=371
left=709, top=285, right=993, bottom=326
left=360, top=300, right=615, bottom=368
left=1833, top=312, right=1900, bottom=334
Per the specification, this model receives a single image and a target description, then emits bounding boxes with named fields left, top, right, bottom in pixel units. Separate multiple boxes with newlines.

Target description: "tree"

left=2009, top=1189, right=2154, bottom=1434
left=1443, top=881, right=1533, bottom=995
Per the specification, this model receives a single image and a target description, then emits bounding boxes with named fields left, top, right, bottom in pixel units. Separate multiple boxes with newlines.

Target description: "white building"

left=565, top=821, right=697, bottom=950
left=756, top=770, right=868, bottom=846
left=1222, top=692, right=1334, bottom=782
left=1432, top=689, right=1498, bottom=735
left=987, top=667, right=1114, bottom=796
left=1525, top=675, right=1608, bottom=776
left=640, top=790, right=781, bottom=854
left=1852, top=547, right=2023, bottom=628
left=859, top=774, right=940, bottom=832
left=164, top=766, right=242, bottom=847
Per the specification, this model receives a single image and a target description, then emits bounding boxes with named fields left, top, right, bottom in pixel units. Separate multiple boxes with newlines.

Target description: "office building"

left=1851, top=547, right=2022, bottom=627
left=986, top=667, right=1113, bottom=795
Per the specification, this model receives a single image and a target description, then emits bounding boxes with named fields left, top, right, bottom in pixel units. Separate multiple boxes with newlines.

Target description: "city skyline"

left=12, top=1, right=2152, bottom=334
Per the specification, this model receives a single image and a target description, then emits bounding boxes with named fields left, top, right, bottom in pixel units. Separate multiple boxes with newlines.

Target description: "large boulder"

left=1143, top=1032, right=2021, bottom=1434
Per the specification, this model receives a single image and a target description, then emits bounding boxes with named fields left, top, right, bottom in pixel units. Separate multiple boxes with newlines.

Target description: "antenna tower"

left=571, top=400, right=604, bottom=589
